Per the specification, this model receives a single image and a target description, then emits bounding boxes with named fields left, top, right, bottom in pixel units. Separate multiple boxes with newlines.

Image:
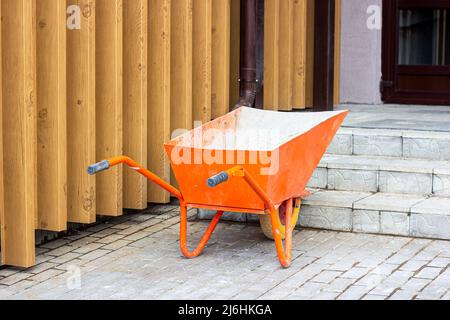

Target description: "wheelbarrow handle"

left=87, top=160, right=110, bottom=175
left=207, top=171, right=229, bottom=188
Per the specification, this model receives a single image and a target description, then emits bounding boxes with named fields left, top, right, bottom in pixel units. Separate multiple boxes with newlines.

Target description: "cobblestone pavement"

left=1, top=205, right=450, bottom=300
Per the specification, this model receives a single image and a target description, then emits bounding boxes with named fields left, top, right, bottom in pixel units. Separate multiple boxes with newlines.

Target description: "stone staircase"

left=199, top=126, right=450, bottom=241
left=302, top=127, right=450, bottom=240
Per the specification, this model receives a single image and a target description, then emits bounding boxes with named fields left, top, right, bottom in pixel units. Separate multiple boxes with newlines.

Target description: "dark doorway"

left=382, top=0, right=450, bottom=105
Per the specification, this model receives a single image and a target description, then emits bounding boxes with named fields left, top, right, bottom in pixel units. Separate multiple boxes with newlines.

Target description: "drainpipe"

left=232, top=0, right=258, bottom=110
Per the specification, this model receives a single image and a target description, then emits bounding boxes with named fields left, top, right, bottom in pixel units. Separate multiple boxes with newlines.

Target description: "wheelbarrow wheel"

left=259, top=198, right=301, bottom=240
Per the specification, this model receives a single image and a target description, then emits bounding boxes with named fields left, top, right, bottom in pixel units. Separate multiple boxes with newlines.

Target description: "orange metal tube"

left=103, top=156, right=223, bottom=259
left=179, top=202, right=223, bottom=258
left=106, top=156, right=182, bottom=200
left=227, top=166, right=293, bottom=268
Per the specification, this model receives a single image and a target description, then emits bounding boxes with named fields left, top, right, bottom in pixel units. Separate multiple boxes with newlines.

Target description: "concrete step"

left=308, top=154, right=450, bottom=196
left=300, top=190, right=450, bottom=240
left=328, top=128, right=450, bottom=161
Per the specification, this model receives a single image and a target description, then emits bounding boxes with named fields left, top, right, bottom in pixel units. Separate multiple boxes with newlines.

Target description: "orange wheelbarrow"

left=88, top=107, right=348, bottom=268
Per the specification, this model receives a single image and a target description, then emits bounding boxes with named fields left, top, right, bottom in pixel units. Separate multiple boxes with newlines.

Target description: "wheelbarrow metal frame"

left=89, top=156, right=294, bottom=268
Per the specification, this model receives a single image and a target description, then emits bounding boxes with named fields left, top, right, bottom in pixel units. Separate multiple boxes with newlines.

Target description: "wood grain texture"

left=67, top=0, right=96, bottom=223
left=292, top=0, right=306, bottom=109
left=148, top=0, right=171, bottom=203
left=36, top=0, right=67, bottom=231
left=305, top=0, right=315, bottom=108
left=211, top=0, right=230, bottom=118
left=192, top=0, right=212, bottom=123
left=263, top=0, right=279, bottom=111
left=0, top=0, right=4, bottom=264
left=123, top=0, right=148, bottom=209
left=229, top=0, right=240, bottom=106
left=1, top=0, right=37, bottom=267
left=278, top=0, right=294, bottom=111
left=170, top=0, right=193, bottom=188
left=95, top=0, right=123, bottom=216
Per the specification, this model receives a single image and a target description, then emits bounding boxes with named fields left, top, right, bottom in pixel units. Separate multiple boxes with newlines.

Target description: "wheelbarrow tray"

left=165, top=107, right=348, bottom=214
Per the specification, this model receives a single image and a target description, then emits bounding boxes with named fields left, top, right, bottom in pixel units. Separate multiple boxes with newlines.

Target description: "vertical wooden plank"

left=67, top=0, right=96, bottom=223
left=171, top=0, right=192, bottom=132
left=0, top=0, right=4, bottom=264
left=148, top=0, right=171, bottom=203
left=334, top=0, right=342, bottom=105
left=305, top=0, right=315, bottom=108
left=263, top=0, right=279, bottom=111
left=95, top=0, right=123, bottom=216
left=170, top=0, right=193, bottom=187
left=229, top=0, right=240, bottom=107
left=123, top=0, right=148, bottom=210
left=36, top=0, right=67, bottom=231
left=1, top=0, right=37, bottom=267
left=292, top=0, right=306, bottom=110
left=211, top=0, right=230, bottom=118
left=278, top=0, right=294, bottom=111
left=192, top=0, right=212, bottom=123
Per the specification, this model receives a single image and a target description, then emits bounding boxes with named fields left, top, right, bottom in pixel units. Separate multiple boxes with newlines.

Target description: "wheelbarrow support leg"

left=180, top=203, right=223, bottom=258
left=215, top=166, right=293, bottom=268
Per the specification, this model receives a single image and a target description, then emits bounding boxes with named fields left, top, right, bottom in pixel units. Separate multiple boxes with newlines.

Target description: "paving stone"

left=28, top=269, right=65, bottom=283
left=95, top=234, right=125, bottom=245
left=26, top=262, right=58, bottom=274
left=400, top=260, right=428, bottom=272
left=311, top=270, right=342, bottom=284
left=0, top=272, right=32, bottom=286
left=369, top=270, right=413, bottom=296
left=415, top=267, right=442, bottom=280
left=39, top=239, right=71, bottom=250
left=50, top=252, right=82, bottom=265
left=362, top=294, right=387, bottom=300
left=102, top=240, right=132, bottom=251
left=79, top=249, right=111, bottom=262
left=428, top=257, right=450, bottom=268
left=341, top=267, right=371, bottom=280
left=72, top=242, right=105, bottom=254
left=337, top=285, right=370, bottom=300
left=323, top=277, right=355, bottom=293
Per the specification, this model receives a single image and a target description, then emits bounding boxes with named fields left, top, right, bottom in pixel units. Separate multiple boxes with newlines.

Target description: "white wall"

left=340, top=0, right=383, bottom=104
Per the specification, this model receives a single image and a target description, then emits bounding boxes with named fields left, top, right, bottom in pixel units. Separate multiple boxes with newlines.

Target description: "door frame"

left=382, top=0, right=450, bottom=105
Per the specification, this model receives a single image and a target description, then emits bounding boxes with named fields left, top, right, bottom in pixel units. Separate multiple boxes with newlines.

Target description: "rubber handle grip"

left=207, top=172, right=229, bottom=188
left=87, top=160, right=110, bottom=175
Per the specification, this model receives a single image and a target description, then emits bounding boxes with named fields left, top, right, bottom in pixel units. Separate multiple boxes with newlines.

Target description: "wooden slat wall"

left=0, top=0, right=341, bottom=268
left=192, top=0, right=212, bottom=123
left=67, top=0, right=96, bottom=224
left=211, top=0, right=230, bottom=119
left=0, top=0, right=4, bottom=264
left=229, top=0, right=240, bottom=106
left=278, top=0, right=294, bottom=111
left=263, top=0, right=279, bottom=111
left=123, top=0, right=148, bottom=210
left=95, top=0, right=123, bottom=216
left=148, top=0, right=171, bottom=204
left=1, top=0, right=37, bottom=268
left=36, top=0, right=67, bottom=231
